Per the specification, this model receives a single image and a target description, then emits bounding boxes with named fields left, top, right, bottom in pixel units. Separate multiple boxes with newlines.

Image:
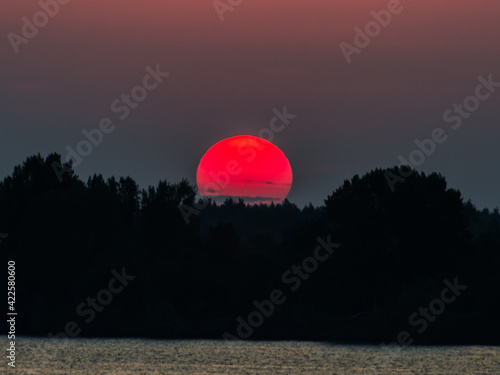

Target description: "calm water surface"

left=14, top=337, right=500, bottom=374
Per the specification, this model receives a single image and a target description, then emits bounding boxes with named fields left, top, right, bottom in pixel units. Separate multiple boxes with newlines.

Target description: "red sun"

left=196, top=135, right=293, bottom=204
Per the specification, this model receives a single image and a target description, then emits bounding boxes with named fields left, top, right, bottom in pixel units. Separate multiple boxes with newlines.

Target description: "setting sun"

left=196, top=135, right=293, bottom=204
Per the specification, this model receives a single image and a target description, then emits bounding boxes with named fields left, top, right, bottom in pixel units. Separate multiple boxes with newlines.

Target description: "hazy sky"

left=1, top=0, right=499, bottom=208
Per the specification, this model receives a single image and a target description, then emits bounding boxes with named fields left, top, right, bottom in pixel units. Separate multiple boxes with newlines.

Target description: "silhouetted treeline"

left=0, top=153, right=499, bottom=344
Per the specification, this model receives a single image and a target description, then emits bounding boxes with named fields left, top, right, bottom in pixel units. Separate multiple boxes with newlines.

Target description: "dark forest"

left=1, top=153, right=499, bottom=345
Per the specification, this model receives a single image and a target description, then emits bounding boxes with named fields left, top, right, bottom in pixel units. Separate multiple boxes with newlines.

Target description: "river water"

left=13, top=337, right=500, bottom=374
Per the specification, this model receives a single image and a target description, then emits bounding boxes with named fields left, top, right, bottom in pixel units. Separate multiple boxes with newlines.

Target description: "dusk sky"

left=2, top=0, right=499, bottom=208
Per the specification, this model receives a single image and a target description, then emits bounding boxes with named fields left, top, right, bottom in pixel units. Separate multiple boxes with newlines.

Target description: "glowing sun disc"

left=196, top=135, right=293, bottom=204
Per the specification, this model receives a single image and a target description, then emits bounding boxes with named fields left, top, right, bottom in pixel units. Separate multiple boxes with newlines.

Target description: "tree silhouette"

left=0, top=155, right=498, bottom=344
